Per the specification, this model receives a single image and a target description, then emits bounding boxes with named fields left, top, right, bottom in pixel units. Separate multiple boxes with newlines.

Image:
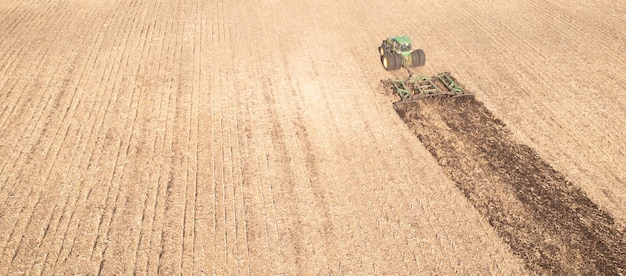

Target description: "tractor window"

left=400, top=44, right=411, bottom=51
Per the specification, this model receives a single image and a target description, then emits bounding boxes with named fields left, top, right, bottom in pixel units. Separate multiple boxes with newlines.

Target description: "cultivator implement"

left=381, top=72, right=473, bottom=109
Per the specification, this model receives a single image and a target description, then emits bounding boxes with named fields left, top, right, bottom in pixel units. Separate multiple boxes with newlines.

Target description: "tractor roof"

left=391, top=36, right=412, bottom=45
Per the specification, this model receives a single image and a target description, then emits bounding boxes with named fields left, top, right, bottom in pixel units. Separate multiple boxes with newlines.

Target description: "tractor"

left=379, top=36, right=473, bottom=107
left=378, top=36, right=425, bottom=71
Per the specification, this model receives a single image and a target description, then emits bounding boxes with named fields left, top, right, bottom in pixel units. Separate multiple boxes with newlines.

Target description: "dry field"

left=1, top=0, right=624, bottom=274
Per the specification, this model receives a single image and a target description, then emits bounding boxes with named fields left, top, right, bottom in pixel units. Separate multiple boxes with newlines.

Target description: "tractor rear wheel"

left=381, top=53, right=397, bottom=71
left=411, top=49, right=425, bottom=67
left=394, top=54, right=403, bottom=70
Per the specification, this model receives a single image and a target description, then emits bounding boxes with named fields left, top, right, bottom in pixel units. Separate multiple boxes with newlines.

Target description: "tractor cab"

left=391, top=36, right=413, bottom=53
left=399, top=43, right=411, bottom=52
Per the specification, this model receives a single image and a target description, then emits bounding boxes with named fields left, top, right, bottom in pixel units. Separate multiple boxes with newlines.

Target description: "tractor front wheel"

left=381, top=53, right=397, bottom=71
left=378, top=46, right=385, bottom=56
left=411, top=49, right=426, bottom=67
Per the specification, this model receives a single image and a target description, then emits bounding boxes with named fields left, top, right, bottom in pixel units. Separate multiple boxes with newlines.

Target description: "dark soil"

left=396, top=96, right=626, bottom=274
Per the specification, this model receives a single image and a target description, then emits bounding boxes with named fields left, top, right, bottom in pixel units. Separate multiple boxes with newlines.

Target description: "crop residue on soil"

left=396, top=97, right=626, bottom=274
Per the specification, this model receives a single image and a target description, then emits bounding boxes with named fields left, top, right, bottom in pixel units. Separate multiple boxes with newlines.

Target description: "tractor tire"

left=381, top=53, right=397, bottom=71
left=378, top=46, right=385, bottom=56
left=411, top=49, right=426, bottom=67
left=393, top=54, right=403, bottom=70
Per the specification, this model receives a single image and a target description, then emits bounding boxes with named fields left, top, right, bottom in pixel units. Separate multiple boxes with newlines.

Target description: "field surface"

left=1, top=0, right=624, bottom=274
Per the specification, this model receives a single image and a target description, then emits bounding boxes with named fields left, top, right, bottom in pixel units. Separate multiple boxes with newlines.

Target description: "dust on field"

left=396, top=97, right=626, bottom=274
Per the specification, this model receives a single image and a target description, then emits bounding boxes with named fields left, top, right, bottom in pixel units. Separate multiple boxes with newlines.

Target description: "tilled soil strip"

left=396, top=98, right=626, bottom=274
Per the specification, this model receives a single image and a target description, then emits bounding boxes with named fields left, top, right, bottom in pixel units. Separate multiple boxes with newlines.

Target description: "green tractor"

left=379, top=36, right=425, bottom=71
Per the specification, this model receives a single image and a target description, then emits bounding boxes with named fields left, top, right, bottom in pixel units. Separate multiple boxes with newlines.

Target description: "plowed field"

left=1, top=0, right=624, bottom=274
left=397, top=98, right=625, bottom=274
